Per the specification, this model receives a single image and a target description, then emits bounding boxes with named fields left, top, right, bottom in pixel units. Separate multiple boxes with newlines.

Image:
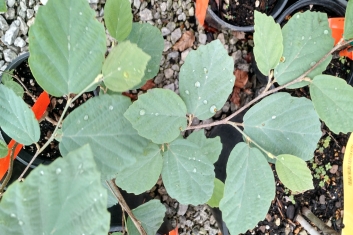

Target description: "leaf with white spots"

left=0, top=85, right=40, bottom=145
left=102, top=40, right=151, bottom=92
left=276, top=154, right=313, bottom=193
left=60, top=94, right=152, bottom=179
left=187, top=130, right=222, bottom=163
left=126, top=200, right=166, bottom=235
left=179, top=40, right=234, bottom=120
left=161, top=132, right=216, bottom=205
left=243, top=92, right=321, bottom=162
left=0, top=145, right=110, bottom=235
left=124, top=88, right=187, bottom=144
left=104, top=0, right=132, bottom=42
left=219, top=143, right=275, bottom=235
left=310, top=75, right=353, bottom=134
left=29, top=0, right=106, bottom=96
left=274, top=11, right=334, bottom=88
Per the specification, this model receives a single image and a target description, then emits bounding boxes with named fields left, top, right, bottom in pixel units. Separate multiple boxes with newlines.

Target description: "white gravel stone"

left=181, top=49, right=190, bottom=61
left=87, top=0, right=99, bottom=3
left=40, top=0, right=48, bottom=5
left=0, top=15, right=9, bottom=31
left=198, top=33, right=207, bottom=44
left=217, top=33, right=226, bottom=45
left=167, top=51, right=179, bottom=60
left=2, top=20, right=20, bottom=45
left=178, top=12, right=186, bottom=21
left=3, top=49, right=17, bottom=62
left=163, top=83, right=175, bottom=91
left=177, top=204, right=188, bottom=216
left=164, top=68, right=174, bottom=79
left=133, top=0, right=140, bottom=9
left=139, top=8, right=153, bottom=21
left=20, top=1, right=27, bottom=11
left=188, top=7, right=194, bottom=16
left=161, top=27, right=171, bottom=36
left=7, top=0, right=15, bottom=7
left=5, top=8, right=16, bottom=20
left=17, top=16, right=28, bottom=35
left=26, top=9, right=35, bottom=19
left=166, top=22, right=176, bottom=32
left=14, top=37, right=26, bottom=48
left=171, top=28, right=181, bottom=44
left=160, top=2, right=167, bottom=12
left=163, top=40, right=172, bottom=52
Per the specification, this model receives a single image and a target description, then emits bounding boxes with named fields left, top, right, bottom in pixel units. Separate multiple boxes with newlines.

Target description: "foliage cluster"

left=0, top=0, right=352, bottom=234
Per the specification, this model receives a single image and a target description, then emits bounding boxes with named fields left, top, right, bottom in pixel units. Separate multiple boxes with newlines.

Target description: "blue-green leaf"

left=124, top=88, right=187, bottom=144
left=0, top=85, right=39, bottom=145
left=29, top=0, right=106, bottom=96
left=220, top=143, right=275, bottom=235
left=0, top=145, right=110, bottom=235
left=104, top=0, right=132, bottom=42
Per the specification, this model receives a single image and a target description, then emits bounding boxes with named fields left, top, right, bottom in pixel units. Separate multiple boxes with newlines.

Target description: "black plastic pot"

left=207, top=110, right=247, bottom=235
left=205, top=0, right=289, bottom=32
left=276, top=0, right=346, bottom=24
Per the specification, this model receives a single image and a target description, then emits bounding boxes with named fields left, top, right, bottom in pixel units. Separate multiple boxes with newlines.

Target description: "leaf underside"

left=179, top=40, right=234, bottom=120
left=344, top=0, right=353, bottom=40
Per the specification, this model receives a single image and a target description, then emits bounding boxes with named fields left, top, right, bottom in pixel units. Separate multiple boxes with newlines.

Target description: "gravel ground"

left=0, top=0, right=258, bottom=234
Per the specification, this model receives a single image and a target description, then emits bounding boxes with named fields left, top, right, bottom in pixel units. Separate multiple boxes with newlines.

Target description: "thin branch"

left=106, top=179, right=147, bottom=235
left=2, top=71, right=36, bottom=101
left=301, top=207, right=339, bottom=235
left=186, top=38, right=353, bottom=131
left=295, top=214, right=320, bottom=235
left=0, top=142, right=19, bottom=196
left=18, top=97, right=73, bottom=180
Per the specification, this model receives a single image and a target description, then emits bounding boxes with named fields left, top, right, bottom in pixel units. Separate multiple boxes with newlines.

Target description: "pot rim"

left=205, top=0, right=289, bottom=32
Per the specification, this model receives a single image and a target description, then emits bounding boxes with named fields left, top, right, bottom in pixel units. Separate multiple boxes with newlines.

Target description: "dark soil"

left=9, top=60, right=95, bottom=163
left=210, top=0, right=277, bottom=26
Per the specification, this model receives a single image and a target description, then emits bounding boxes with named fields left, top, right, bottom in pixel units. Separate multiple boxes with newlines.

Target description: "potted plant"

left=204, top=0, right=288, bottom=32
left=0, top=0, right=353, bottom=235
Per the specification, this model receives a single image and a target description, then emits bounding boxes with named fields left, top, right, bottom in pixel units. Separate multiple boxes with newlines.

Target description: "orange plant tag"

left=195, top=0, right=209, bottom=26
left=0, top=91, right=50, bottom=181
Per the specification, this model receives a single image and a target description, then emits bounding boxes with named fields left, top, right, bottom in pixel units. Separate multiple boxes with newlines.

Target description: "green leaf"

left=219, top=143, right=275, bottom=235
left=115, top=143, right=163, bottom=194
left=276, top=154, right=314, bottom=193
left=0, top=139, right=8, bottom=159
left=187, top=130, right=222, bottom=163
left=126, top=23, right=164, bottom=89
left=124, top=88, right=187, bottom=144
left=344, top=0, right=353, bottom=40
left=179, top=40, right=234, bottom=120
left=274, top=11, right=334, bottom=88
left=161, top=133, right=216, bottom=205
left=1, top=70, right=24, bottom=98
left=28, top=0, right=106, bottom=96
left=102, top=40, right=151, bottom=92
left=101, top=179, right=119, bottom=208
left=111, top=233, right=123, bottom=235
left=207, top=178, right=224, bottom=208
left=0, top=0, right=6, bottom=12
left=310, top=75, right=353, bottom=134
left=0, top=85, right=40, bottom=145
left=126, top=200, right=166, bottom=235
left=243, top=92, right=321, bottom=162
left=0, top=145, right=110, bottom=235
left=104, top=0, right=132, bottom=42
left=60, top=94, right=152, bottom=179
left=254, top=11, right=283, bottom=76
